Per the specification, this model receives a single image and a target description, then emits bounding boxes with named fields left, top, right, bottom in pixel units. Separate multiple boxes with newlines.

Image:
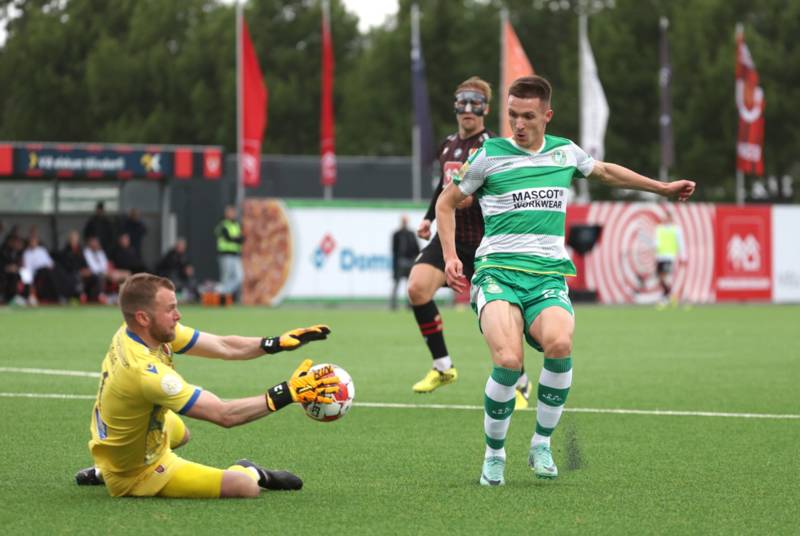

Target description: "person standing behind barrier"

left=215, top=205, right=244, bottom=302
left=654, top=211, right=686, bottom=307
left=390, top=215, right=420, bottom=310
left=83, top=202, right=115, bottom=253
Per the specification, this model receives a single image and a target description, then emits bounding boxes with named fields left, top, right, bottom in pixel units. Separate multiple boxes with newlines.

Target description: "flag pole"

left=576, top=12, right=590, bottom=202
left=499, top=7, right=508, bottom=135
left=235, top=0, right=244, bottom=213
left=410, top=3, right=421, bottom=202
left=734, top=22, right=745, bottom=205
left=322, top=0, right=333, bottom=201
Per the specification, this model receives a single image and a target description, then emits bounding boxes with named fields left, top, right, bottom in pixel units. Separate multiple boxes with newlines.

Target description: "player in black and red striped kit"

left=407, top=77, right=533, bottom=407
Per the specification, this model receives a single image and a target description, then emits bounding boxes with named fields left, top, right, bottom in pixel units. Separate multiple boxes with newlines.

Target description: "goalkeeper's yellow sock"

left=227, top=464, right=260, bottom=483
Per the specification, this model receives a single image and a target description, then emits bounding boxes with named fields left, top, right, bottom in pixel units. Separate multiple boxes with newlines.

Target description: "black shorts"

left=656, top=260, right=674, bottom=275
left=414, top=234, right=478, bottom=281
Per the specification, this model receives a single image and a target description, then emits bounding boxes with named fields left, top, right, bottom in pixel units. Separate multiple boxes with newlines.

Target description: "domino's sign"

left=286, top=205, right=426, bottom=298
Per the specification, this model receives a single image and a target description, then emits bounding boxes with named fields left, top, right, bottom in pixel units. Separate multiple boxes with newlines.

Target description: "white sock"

left=516, top=371, right=529, bottom=389
left=246, top=466, right=261, bottom=481
left=432, top=356, right=452, bottom=372
left=531, top=433, right=551, bottom=448
left=94, top=467, right=104, bottom=482
left=485, top=446, right=505, bottom=459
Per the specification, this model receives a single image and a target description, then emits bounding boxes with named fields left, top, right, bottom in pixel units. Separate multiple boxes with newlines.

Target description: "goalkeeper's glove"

left=260, top=324, right=331, bottom=355
left=265, top=359, right=340, bottom=412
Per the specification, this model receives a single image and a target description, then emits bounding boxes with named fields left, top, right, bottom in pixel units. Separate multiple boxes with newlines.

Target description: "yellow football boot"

left=515, top=380, right=532, bottom=410
left=412, top=367, right=458, bottom=393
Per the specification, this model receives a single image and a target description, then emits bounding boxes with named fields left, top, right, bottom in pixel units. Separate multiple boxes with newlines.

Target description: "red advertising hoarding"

left=714, top=205, right=771, bottom=301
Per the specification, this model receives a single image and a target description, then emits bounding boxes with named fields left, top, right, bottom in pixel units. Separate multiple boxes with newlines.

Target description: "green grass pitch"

left=1, top=303, right=798, bottom=534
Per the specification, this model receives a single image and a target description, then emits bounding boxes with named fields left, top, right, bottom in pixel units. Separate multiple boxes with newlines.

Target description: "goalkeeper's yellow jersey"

left=88, top=323, right=202, bottom=476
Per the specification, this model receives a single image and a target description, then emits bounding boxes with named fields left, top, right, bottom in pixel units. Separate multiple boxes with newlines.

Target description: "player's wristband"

left=260, top=337, right=282, bottom=355
left=265, top=382, right=293, bottom=412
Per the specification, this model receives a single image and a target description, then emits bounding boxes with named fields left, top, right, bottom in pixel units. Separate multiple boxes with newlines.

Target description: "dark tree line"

left=0, top=0, right=797, bottom=200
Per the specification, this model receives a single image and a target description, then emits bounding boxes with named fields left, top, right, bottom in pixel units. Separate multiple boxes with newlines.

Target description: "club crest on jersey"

left=443, top=161, right=464, bottom=186
left=551, top=149, right=567, bottom=166
left=161, top=374, right=183, bottom=396
left=486, top=283, right=502, bottom=294
left=454, top=147, right=463, bottom=158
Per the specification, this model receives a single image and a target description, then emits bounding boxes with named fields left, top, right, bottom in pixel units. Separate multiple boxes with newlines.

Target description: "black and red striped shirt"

left=424, top=129, right=495, bottom=249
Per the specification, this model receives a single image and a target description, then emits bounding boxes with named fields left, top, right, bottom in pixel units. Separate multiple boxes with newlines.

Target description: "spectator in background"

left=390, top=215, right=420, bottom=310
left=1, top=230, right=25, bottom=305
left=56, top=230, right=100, bottom=302
left=83, top=202, right=115, bottom=253
left=21, top=234, right=60, bottom=303
left=121, top=208, right=147, bottom=258
left=111, top=233, right=148, bottom=274
left=156, top=238, right=197, bottom=301
left=84, top=236, right=129, bottom=302
left=214, top=205, right=244, bottom=301
left=654, top=211, right=686, bottom=307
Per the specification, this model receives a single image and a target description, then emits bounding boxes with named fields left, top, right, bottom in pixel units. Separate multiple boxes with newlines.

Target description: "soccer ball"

left=303, top=363, right=354, bottom=422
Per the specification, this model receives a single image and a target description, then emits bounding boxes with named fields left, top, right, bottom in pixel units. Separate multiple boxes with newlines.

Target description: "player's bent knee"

left=407, top=279, right=432, bottom=305
left=220, top=471, right=260, bottom=498
left=490, top=347, right=524, bottom=370
left=543, top=336, right=572, bottom=358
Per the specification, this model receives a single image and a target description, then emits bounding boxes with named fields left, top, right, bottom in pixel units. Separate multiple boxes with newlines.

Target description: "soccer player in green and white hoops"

left=436, top=75, right=695, bottom=486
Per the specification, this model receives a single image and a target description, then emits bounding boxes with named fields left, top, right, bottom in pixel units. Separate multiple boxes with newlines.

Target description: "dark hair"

left=119, top=273, right=175, bottom=324
left=508, top=75, right=552, bottom=105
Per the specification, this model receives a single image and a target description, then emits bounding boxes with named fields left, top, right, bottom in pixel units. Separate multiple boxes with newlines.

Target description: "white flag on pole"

left=579, top=14, right=609, bottom=161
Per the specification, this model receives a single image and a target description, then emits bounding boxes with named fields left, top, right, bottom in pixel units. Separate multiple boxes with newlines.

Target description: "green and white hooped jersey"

left=453, top=135, right=595, bottom=276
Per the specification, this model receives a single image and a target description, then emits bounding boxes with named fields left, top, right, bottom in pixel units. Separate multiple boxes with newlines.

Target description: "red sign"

left=320, top=4, right=336, bottom=187
left=714, top=205, right=771, bottom=301
left=174, top=148, right=193, bottom=179
left=240, top=17, right=268, bottom=188
left=203, top=148, right=222, bottom=179
left=0, top=144, right=12, bottom=175
left=735, top=29, right=765, bottom=176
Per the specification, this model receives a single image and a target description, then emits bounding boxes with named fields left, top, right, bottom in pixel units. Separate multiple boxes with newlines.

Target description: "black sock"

left=412, top=301, right=448, bottom=360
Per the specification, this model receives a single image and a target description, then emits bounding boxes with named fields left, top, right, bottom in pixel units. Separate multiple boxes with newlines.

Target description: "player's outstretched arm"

left=589, top=162, right=696, bottom=202
left=185, top=359, right=338, bottom=427
left=185, top=390, right=271, bottom=428
left=185, top=325, right=331, bottom=360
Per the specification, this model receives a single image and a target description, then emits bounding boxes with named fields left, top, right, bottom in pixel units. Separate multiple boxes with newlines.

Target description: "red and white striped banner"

left=569, top=203, right=715, bottom=304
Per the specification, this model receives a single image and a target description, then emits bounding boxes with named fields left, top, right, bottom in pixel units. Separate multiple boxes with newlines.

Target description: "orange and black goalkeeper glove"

left=265, top=359, right=340, bottom=412
left=260, top=325, right=331, bottom=355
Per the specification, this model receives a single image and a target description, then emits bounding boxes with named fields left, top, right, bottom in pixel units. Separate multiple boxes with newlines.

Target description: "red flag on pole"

left=500, top=16, right=535, bottom=137
left=320, top=0, right=337, bottom=187
left=239, top=16, right=267, bottom=188
left=735, top=26, right=765, bottom=176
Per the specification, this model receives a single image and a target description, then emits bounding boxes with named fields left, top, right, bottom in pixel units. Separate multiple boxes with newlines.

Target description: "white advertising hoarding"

left=772, top=206, right=800, bottom=303
left=284, top=205, right=428, bottom=299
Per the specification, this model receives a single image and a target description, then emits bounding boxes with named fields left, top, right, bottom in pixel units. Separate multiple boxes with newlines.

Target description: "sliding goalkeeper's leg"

left=233, top=459, right=303, bottom=490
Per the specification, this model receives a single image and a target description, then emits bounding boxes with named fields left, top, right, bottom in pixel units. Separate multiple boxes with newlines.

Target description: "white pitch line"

left=0, top=367, right=100, bottom=378
left=0, top=392, right=94, bottom=400
left=3, top=368, right=799, bottom=421
left=355, top=401, right=800, bottom=420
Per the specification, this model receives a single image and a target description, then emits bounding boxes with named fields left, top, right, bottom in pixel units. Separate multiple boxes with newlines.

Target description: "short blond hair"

left=119, top=273, right=175, bottom=324
left=455, top=76, right=492, bottom=103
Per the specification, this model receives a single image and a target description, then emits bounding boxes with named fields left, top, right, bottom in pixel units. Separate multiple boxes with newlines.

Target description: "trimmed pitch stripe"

left=1, top=367, right=798, bottom=420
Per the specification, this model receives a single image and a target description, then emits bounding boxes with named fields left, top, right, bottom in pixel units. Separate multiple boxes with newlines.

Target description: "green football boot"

left=528, top=444, right=558, bottom=480
left=479, top=456, right=506, bottom=486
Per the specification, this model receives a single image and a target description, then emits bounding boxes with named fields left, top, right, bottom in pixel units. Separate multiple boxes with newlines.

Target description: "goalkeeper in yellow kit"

left=75, top=273, right=337, bottom=498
